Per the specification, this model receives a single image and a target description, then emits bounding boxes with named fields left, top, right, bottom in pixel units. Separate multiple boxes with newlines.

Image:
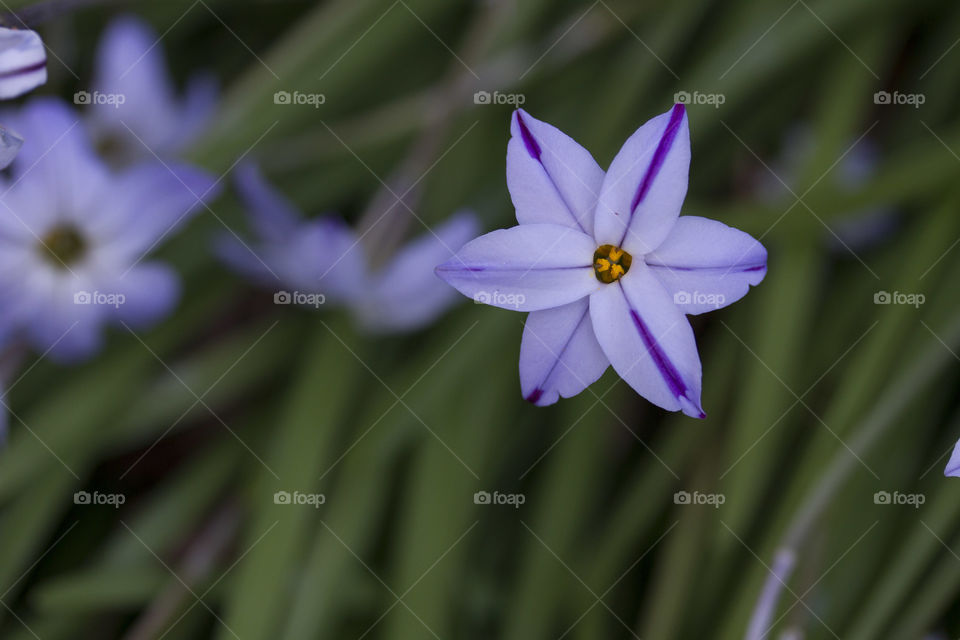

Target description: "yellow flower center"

left=39, top=225, right=86, bottom=268
left=593, top=244, right=632, bottom=283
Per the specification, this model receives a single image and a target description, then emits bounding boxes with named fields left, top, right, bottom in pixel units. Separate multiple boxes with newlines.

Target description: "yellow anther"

left=592, top=244, right=632, bottom=284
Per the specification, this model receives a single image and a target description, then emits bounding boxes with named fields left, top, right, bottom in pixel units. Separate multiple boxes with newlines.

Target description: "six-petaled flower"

left=437, top=104, right=767, bottom=417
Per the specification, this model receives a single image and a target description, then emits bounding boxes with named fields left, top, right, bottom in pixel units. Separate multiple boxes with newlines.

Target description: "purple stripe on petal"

left=526, top=388, right=544, bottom=403
left=0, top=60, right=45, bottom=79
left=629, top=306, right=703, bottom=417
left=629, top=103, right=685, bottom=214
left=515, top=111, right=542, bottom=160
left=652, top=262, right=766, bottom=273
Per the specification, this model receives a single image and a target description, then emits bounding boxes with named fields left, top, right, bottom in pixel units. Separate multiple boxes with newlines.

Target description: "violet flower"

left=436, top=105, right=767, bottom=417
left=0, top=98, right=218, bottom=362
left=0, top=27, right=46, bottom=100
left=87, top=15, right=216, bottom=163
left=944, top=441, right=960, bottom=477
left=756, top=126, right=897, bottom=251
left=218, top=164, right=479, bottom=333
left=0, top=26, right=48, bottom=169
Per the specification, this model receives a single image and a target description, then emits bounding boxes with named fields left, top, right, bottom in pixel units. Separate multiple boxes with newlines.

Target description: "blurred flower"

left=87, top=15, right=217, bottom=164
left=0, top=27, right=46, bottom=100
left=0, top=26, right=47, bottom=170
left=437, top=105, right=767, bottom=417
left=219, top=164, right=479, bottom=333
left=944, top=440, right=960, bottom=477
left=754, top=125, right=898, bottom=251
left=0, top=98, right=218, bottom=362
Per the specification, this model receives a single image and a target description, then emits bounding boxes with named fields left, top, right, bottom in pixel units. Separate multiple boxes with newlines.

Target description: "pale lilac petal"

left=436, top=223, right=599, bottom=312
left=234, top=163, right=301, bottom=240
left=3, top=98, right=110, bottom=219
left=98, top=162, right=219, bottom=260
left=179, top=71, right=218, bottom=142
left=594, top=104, right=690, bottom=255
left=589, top=263, right=704, bottom=418
left=0, top=126, right=22, bottom=169
left=945, top=439, right=960, bottom=477
left=106, top=262, right=179, bottom=327
left=91, top=15, right=180, bottom=150
left=218, top=215, right=366, bottom=304
left=358, top=211, right=479, bottom=332
left=507, top=109, right=604, bottom=233
left=284, top=218, right=365, bottom=301
left=0, top=28, right=46, bottom=100
left=519, top=298, right=608, bottom=406
left=645, top=216, right=767, bottom=315
left=214, top=234, right=276, bottom=286
left=0, top=169, right=55, bottom=241
left=24, top=278, right=106, bottom=363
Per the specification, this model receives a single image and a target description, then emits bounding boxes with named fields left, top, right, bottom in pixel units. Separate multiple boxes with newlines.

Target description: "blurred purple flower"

left=437, top=105, right=767, bottom=417
left=0, top=98, right=218, bottom=362
left=945, top=441, right=960, bottom=477
left=218, top=164, right=479, bottom=333
left=87, top=15, right=217, bottom=163
left=0, top=27, right=46, bottom=100
left=0, top=26, right=48, bottom=170
left=755, top=125, right=898, bottom=251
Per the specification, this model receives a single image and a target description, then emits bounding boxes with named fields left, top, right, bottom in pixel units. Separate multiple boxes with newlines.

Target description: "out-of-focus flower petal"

left=3, top=98, right=110, bottom=219
left=282, top=218, right=365, bottom=301
left=91, top=16, right=178, bottom=146
left=0, top=27, right=46, bottom=100
left=0, top=126, right=22, bottom=169
left=507, top=109, right=604, bottom=233
left=91, top=15, right=214, bottom=156
left=519, top=297, right=608, bottom=406
left=234, top=163, right=301, bottom=241
left=24, top=276, right=106, bottom=363
left=214, top=233, right=277, bottom=286
left=104, top=262, right=179, bottom=328
left=436, top=223, right=600, bottom=312
left=355, top=211, right=478, bottom=333
left=179, top=71, right=218, bottom=142
left=589, top=263, right=704, bottom=418
left=99, top=162, right=219, bottom=259
left=945, top=439, right=960, bottom=477
left=594, top=104, right=690, bottom=256
left=645, top=216, right=767, bottom=315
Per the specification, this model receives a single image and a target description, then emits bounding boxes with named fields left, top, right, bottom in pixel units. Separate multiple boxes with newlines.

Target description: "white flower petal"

left=507, top=109, right=604, bottom=233
left=519, top=298, right=608, bottom=405
left=436, top=223, right=600, bottom=312
left=589, top=263, right=704, bottom=418
left=594, top=104, right=690, bottom=256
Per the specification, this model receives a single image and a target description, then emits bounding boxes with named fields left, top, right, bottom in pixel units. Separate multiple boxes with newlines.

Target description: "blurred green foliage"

left=1, top=0, right=959, bottom=638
